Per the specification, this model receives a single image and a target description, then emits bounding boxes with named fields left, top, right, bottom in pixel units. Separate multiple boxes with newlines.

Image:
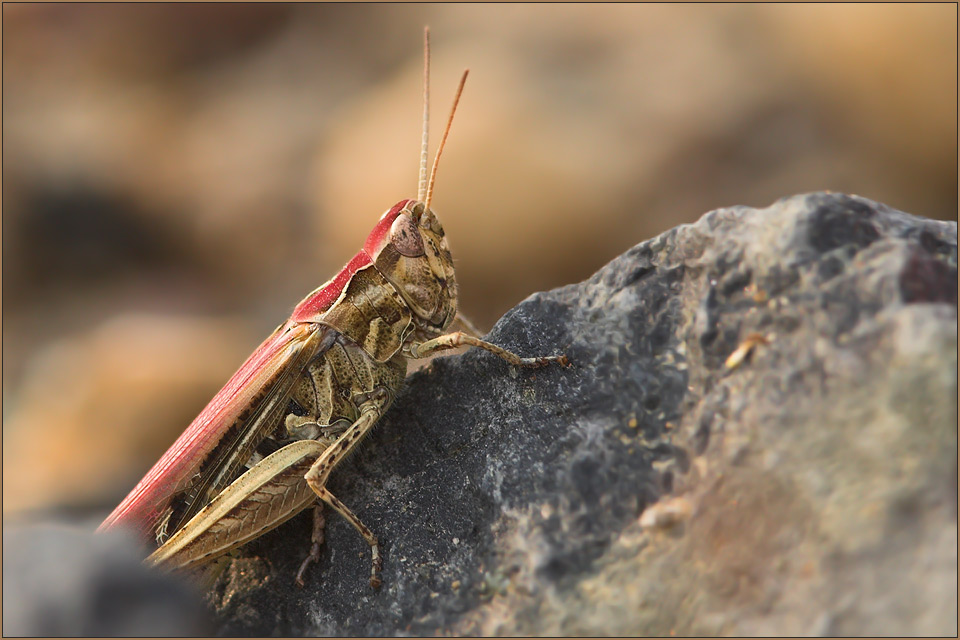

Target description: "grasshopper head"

left=364, top=199, right=458, bottom=332
left=359, top=40, right=468, bottom=336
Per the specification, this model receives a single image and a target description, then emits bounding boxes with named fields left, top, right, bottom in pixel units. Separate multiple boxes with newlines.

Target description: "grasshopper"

left=98, top=29, right=567, bottom=589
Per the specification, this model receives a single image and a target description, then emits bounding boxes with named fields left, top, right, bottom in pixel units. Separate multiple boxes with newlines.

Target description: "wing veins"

left=164, top=326, right=333, bottom=538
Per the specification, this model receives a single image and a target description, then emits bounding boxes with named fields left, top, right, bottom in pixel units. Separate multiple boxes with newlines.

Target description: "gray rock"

left=21, top=192, right=953, bottom=636
left=211, top=193, right=956, bottom=636
left=3, top=521, right=212, bottom=636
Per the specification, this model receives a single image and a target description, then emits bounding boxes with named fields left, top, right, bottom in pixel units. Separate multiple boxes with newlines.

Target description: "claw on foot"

left=295, top=542, right=322, bottom=587
left=368, top=546, right=383, bottom=589
left=294, top=505, right=326, bottom=587
left=295, top=558, right=313, bottom=588
left=532, top=354, right=569, bottom=368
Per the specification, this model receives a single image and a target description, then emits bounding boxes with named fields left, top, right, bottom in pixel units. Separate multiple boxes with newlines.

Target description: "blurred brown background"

left=3, top=4, right=956, bottom=518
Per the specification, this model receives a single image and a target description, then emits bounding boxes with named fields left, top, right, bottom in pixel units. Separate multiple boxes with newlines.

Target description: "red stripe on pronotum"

left=293, top=198, right=412, bottom=323
left=363, top=199, right=412, bottom=257
left=291, top=251, right=372, bottom=322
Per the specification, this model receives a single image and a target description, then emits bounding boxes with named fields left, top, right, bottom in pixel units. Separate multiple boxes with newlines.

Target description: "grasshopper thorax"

left=364, top=198, right=458, bottom=335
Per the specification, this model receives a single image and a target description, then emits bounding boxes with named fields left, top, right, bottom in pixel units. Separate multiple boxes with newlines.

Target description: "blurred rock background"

left=2, top=5, right=956, bottom=522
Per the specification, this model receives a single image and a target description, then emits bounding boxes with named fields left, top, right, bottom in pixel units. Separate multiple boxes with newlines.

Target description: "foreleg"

left=409, top=331, right=568, bottom=368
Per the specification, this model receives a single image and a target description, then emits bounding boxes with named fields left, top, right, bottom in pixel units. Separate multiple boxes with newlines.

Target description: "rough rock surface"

left=5, top=192, right=955, bottom=636
left=208, top=192, right=956, bottom=636
left=3, top=523, right=210, bottom=636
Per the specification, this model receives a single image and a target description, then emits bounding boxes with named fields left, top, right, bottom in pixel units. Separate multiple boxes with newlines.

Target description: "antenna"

left=417, top=27, right=431, bottom=204
left=424, top=68, right=469, bottom=214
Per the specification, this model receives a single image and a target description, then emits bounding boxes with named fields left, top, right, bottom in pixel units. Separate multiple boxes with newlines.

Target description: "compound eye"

left=389, top=213, right=425, bottom=257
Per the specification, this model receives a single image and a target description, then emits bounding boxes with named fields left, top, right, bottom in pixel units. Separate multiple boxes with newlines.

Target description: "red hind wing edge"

left=98, top=320, right=318, bottom=541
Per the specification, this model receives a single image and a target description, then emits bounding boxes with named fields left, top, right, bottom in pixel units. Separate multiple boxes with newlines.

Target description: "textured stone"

left=3, top=523, right=211, bottom=636
left=8, top=193, right=954, bottom=636
left=208, top=192, right=956, bottom=635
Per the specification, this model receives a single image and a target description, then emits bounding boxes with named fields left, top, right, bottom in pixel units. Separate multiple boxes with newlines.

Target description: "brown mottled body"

left=146, top=199, right=565, bottom=588
left=320, top=263, right=416, bottom=362
left=149, top=259, right=416, bottom=576
left=148, top=336, right=405, bottom=574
